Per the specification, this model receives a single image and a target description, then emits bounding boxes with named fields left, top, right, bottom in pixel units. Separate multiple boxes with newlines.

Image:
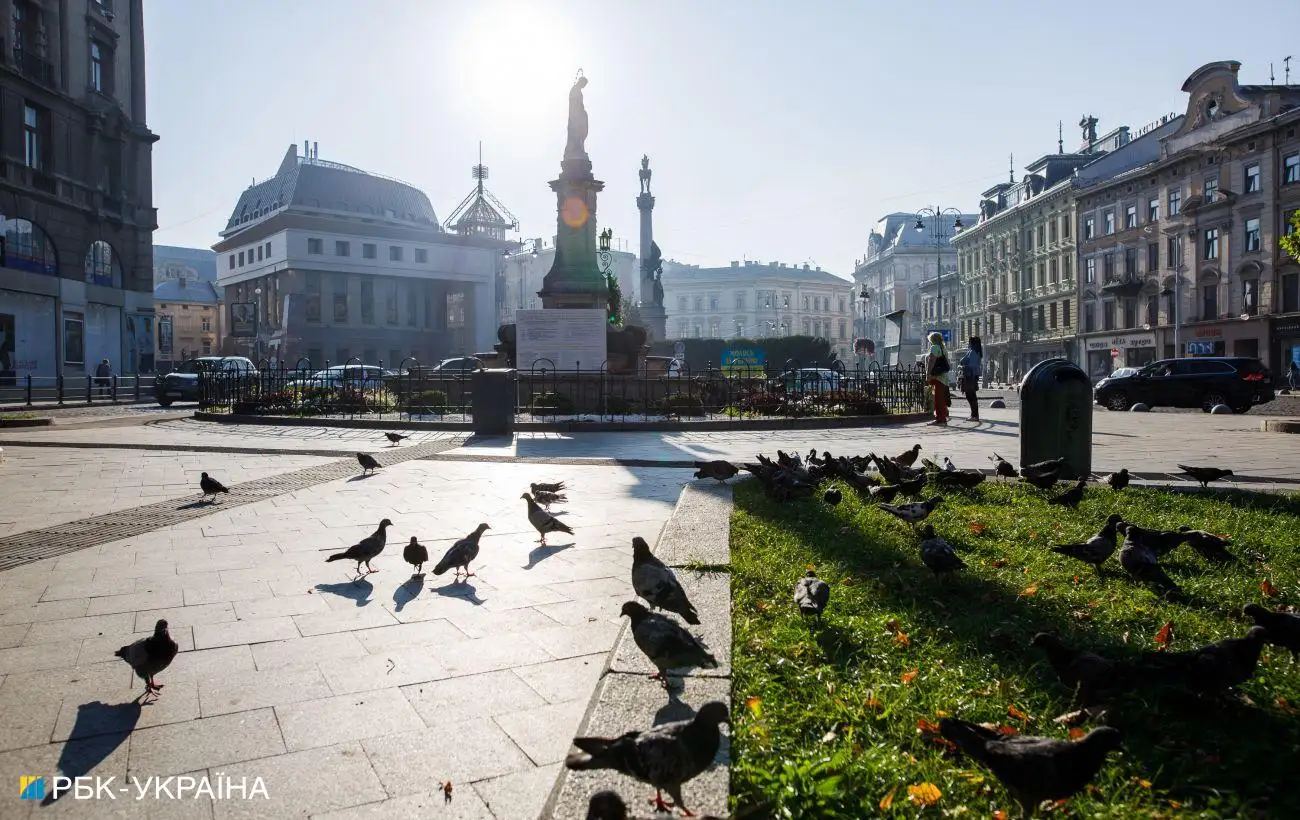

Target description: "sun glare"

left=458, top=4, right=581, bottom=110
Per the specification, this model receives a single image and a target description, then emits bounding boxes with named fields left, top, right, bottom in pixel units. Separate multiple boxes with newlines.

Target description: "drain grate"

left=0, top=439, right=464, bottom=572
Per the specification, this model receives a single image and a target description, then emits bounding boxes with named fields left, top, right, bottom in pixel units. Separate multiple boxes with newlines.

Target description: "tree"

left=1281, top=210, right=1300, bottom=264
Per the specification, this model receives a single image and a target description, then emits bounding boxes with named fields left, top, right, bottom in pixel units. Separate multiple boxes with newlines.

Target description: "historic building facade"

left=153, top=276, right=220, bottom=372
left=0, top=0, right=158, bottom=380
left=1075, top=61, right=1300, bottom=378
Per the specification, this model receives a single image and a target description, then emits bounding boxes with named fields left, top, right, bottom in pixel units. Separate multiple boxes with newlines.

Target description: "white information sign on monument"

left=515, top=309, right=609, bottom=371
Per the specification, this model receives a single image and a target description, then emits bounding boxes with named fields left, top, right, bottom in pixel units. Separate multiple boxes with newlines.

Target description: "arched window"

left=85, top=240, right=121, bottom=287
left=1, top=216, right=58, bottom=275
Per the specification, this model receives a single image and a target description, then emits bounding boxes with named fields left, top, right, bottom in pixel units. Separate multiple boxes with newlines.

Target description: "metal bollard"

left=25, top=374, right=32, bottom=406
left=86, top=375, right=93, bottom=403
left=111, top=375, right=118, bottom=402
left=57, top=375, right=64, bottom=405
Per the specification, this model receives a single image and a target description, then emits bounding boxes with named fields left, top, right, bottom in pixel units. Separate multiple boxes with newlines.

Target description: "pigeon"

left=823, top=486, right=842, bottom=506
left=869, top=452, right=903, bottom=484
left=897, top=474, right=926, bottom=497
left=893, top=443, right=922, bottom=468
left=620, top=601, right=718, bottom=685
left=1050, top=514, right=1123, bottom=571
left=1139, top=626, right=1270, bottom=694
left=356, top=452, right=380, bottom=475
left=939, top=718, right=1122, bottom=819
left=384, top=432, right=409, bottom=445
left=918, top=524, right=965, bottom=579
left=1022, top=457, right=1066, bottom=478
left=1020, top=471, right=1060, bottom=491
left=1102, top=468, right=1130, bottom=490
left=868, top=483, right=902, bottom=503
left=943, top=457, right=958, bottom=472
left=1243, top=604, right=1300, bottom=660
left=326, top=518, right=392, bottom=575
left=934, top=469, right=985, bottom=490
left=199, top=472, right=229, bottom=502
left=1177, top=464, right=1233, bottom=489
left=879, top=496, right=942, bottom=525
left=1177, top=526, right=1236, bottom=563
left=533, top=489, right=568, bottom=509
left=793, top=570, right=830, bottom=621
left=531, top=481, right=567, bottom=494
left=115, top=619, right=179, bottom=702
left=631, top=536, right=700, bottom=625
left=921, top=457, right=944, bottom=473
left=1030, top=632, right=1133, bottom=707
left=1116, top=522, right=1181, bottom=598
left=522, top=492, right=574, bottom=545
left=403, top=537, right=428, bottom=573
left=694, top=460, right=739, bottom=483
left=432, top=523, right=491, bottom=580
left=1117, top=521, right=1187, bottom=558
left=1048, top=479, right=1087, bottom=509
left=566, top=701, right=730, bottom=816
left=990, top=452, right=1018, bottom=478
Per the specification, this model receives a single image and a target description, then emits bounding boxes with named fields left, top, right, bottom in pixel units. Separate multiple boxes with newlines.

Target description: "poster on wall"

left=230, top=303, right=257, bottom=338
left=158, top=315, right=173, bottom=357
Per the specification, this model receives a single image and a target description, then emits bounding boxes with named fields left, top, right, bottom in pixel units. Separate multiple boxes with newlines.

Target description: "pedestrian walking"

left=1289, top=360, right=1299, bottom=392
left=958, top=336, right=983, bottom=421
left=94, top=358, right=112, bottom=398
left=925, top=332, right=951, bottom=426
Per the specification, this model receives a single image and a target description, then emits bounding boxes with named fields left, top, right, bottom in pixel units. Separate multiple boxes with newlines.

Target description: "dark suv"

left=1093, top=357, right=1274, bottom=414
left=155, top=357, right=257, bottom=406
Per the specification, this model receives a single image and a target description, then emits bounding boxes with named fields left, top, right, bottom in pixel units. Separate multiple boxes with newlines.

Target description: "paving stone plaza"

left=0, top=408, right=1297, bottom=818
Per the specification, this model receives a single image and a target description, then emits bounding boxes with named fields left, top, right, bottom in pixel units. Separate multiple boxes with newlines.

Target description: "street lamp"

left=914, top=207, right=965, bottom=346
left=597, top=228, right=619, bottom=325
left=857, top=286, right=871, bottom=367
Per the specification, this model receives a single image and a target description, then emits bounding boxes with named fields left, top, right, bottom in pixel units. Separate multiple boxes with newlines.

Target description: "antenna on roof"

left=1008, top=153, right=1014, bottom=184
left=1286, top=56, right=1293, bottom=85
left=1057, top=121, right=1064, bottom=154
left=1271, top=62, right=1276, bottom=84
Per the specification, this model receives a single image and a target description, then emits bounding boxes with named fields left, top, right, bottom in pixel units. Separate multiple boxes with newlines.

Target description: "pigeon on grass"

left=384, top=432, right=409, bottom=445
left=1117, top=521, right=1187, bottom=559
left=892, top=443, right=922, bottom=468
left=1137, top=626, right=1269, bottom=695
left=879, top=496, right=942, bottom=525
left=116, top=619, right=179, bottom=702
left=326, top=518, right=392, bottom=576
left=1243, top=604, right=1300, bottom=660
left=934, top=469, right=985, bottom=490
left=793, top=570, right=830, bottom=622
left=523, top=492, right=574, bottom=546
left=199, top=472, right=229, bottom=502
left=990, top=453, right=1018, bottom=478
left=1021, top=457, right=1066, bottom=478
left=1101, top=468, right=1130, bottom=490
left=1177, top=527, right=1237, bottom=563
left=919, top=524, right=965, bottom=580
left=566, top=701, right=729, bottom=817
left=621, top=601, right=718, bottom=686
left=1030, top=632, right=1134, bottom=707
left=1116, top=522, right=1181, bottom=598
left=433, top=523, right=491, bottom=581
left=1048, top=479, right=1087, bottom=509
left=631, top=537, right=699, bottom=624
left=1050, top=514, right=1123, bottom=572
left=356, top=452, right=381, bottom=475
left=403, top=537, right=428, bottom=574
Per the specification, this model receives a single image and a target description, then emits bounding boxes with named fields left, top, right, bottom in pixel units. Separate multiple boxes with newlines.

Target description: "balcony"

left=1100, top=273, right=1147, bottom=299
left=12, top=48, right=55, bottom=87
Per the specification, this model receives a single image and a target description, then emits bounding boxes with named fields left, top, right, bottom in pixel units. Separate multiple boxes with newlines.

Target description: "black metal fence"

left=0, top=374, right=158, bottom=407
left=196, top=357, right=929, bottom=423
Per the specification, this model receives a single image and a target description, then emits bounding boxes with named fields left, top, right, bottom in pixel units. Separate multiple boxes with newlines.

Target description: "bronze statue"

left=644, top=241, right=665, bottom=307
left=566, top=72, right=589, bottom=158
left=639, top=154, right=652, bottom=194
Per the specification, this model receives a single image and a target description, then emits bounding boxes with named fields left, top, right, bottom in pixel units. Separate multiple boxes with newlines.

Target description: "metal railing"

left=0, top=374, right=158, bottom=407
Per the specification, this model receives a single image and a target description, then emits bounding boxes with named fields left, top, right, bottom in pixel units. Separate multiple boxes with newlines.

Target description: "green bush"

left=599, top=394, right=635, bottom=415
left=405, top=389, right=448, bottom=414
left=530, top=391, right=576, bottom=416
left=661, top=392, right=705, bottom=417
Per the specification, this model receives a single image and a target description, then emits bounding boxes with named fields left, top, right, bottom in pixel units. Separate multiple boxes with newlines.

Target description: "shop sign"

left=1085, top=333, right=1155, bottom=351
left=1191, top=326, right=1223, bottom=339
left=1272, top=317, right=1300, bottom=338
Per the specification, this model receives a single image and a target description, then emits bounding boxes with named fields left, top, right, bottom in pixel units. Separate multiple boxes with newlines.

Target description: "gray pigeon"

left=356, top=452, right=380, bottom=475
left=533, top=489, right=567, bottom=509
left=1102, top=468, right=1130, bottom=490
left=1048, top=478, right=1087, bottom=509
left=566, top=701, right=730, bottom=816
left=990, top=452, right=1018, bottom=478
left=432, top=523, right=490, bottom=580
left=384, top=432, right=409, bottom=445
left=522, top=492, right=574, bottom=545
left=326, top=518, right=392, bottom=575
left=631, top=537, right=699, bottom=624
left=1051, top=514, right=1123, bottom=571
left=1177, top=526, right=1236, bottom=563
left=1243, top=604, right=1300, bottom=659
left=531, top=481, right=567, bottom=494
left=793, top=570, right=830, bottom=621
left=403, top=537, right=428, bottom=574
left=115, top=619, right=179, bottom=702
left=1117, top=522, right=1181, bottom=598
left=694, top=460, right=739, bottom=483
left=199, top=472, right=229, bottom=502
left=919, top=524, right=965, bottom=579
left=879, top=496, right=942, bottom=525
left=1177, top=464, right=1233, bottom=488
left=621, top=601, right=718, bottom=685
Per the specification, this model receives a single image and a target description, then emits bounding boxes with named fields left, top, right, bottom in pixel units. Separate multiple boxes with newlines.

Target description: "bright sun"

left=458, top=4, right=583, bottom=111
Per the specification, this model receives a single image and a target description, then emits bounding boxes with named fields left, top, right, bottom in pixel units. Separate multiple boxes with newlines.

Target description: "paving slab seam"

left=544, top=482, right=734, bottom=820
left=0, top=439, right=464, bottom=571
left=0, top=439, right=377, bottom=458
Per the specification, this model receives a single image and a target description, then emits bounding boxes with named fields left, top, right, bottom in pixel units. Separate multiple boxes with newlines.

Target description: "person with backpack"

left=958, top=336, right=983, bottom=421
left=925, top=331, right=951, bottom=425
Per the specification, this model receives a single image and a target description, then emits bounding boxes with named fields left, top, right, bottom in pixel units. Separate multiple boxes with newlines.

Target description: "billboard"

left=230, top=303, right=257, bottom=338
left=721, top=347, right=766, bottom=376
left=158, top=315, right=174, bottom=357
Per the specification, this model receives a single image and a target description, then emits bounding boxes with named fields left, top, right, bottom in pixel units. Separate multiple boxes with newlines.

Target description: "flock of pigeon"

left=692, top=446, right=1296, bottom=818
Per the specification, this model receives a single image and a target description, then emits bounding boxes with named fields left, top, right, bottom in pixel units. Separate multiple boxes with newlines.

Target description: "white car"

left=288, top=365, right=393, bottom=389
left=774, top=368, right=842, bottom=394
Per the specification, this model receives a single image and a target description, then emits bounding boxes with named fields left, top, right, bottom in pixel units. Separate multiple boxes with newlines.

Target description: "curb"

left=0, top=417, right=52, bottom=428
left=542, top=482, right=734, bottom=820
left=1262, top=418, right=1300, bottom=434
left=193, top=410, right=930, bottom=433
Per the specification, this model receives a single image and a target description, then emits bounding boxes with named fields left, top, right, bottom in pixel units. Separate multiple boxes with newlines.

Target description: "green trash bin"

left=472, top=369, right=515, bottom=436
left=1019, top=358, right=1092, bottom=479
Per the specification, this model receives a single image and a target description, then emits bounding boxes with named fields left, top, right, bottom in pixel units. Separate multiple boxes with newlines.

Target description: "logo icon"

left=19, top=776, right=45, bottom=801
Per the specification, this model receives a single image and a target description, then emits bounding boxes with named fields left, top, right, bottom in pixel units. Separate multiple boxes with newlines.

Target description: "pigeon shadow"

left=315, top=578, right=373, bottom=606
left=653, top=697, right=699, bottom=727
left=41, top=700, right=140, bottom=805
left=433, top=580, right=485, bottom=605
left=523, top=543, right=573, bottom=569
left=347, top=473, right=378, bottom=482
left=176, top=499, right=214, bottom=510
left=393, top=574, right=425, bottom=611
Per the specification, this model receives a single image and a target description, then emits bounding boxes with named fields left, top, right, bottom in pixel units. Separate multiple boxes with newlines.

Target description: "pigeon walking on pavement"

left=1102, top=468, right=1130, bottom=490
left=693, top=460, right=739, bottom=483
left=403, top=537, right=429, bottom=574
left=620, top=601, right=718, bottom=685
left=326, top=518, right=392, bottom=576
left=356, top=452, right=381, bottom=475
left=530, top=481, right=567, bottom=494
left=631, top=536, right=700, bottom=625
left=384, top=432, right=410, bottom=446
left=1048, top=478, right=1087, bottom=509
left=793, top=570, right=831, bottom=622
left=533, top=489, right=567, bottom=509
left=879, top=496, right=942, bottom=525
left=432, top=523, right=491, bottom=580
left=566, top=701, right=730, bottom=816
left=199, top=472, right=229, bottom=503
left=1177, top=464, right=1233, bottom=489
left=1051, top=514, right=1123, bottom=572
left=919, top=524, right=965, bottom=580
left=1243, top=604, right=1300, bottom=660
left=990, top=452, right=1018, bottom=478
left=523, top=492, right=574, bottom=546
left=115, top=619, right=179, bottom=702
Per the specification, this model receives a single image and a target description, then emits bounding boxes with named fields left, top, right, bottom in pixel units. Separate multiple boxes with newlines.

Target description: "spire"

left=1008, top=153, right=1014, bottom=184
left=447, top=143, right=520, bottom=241
left=1058, top=121, right=1064, bottom=154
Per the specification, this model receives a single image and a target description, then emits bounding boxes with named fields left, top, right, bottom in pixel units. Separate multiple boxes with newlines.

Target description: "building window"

left=1202, top=282, right=1218, bottom=319
left=305, top=272, right=321, bottom=322
left=1103, top=253, right=1115, bottom=280
left=1103, top=209, right=1115, bottom=235
left=1083, top=303, right=1095, bottom=333
left=307, top=238, right=323, bottom=255
left=1148, top=198, right=1159, bottom=222
left=362, top=243, right=377, bottom=259
left=63, top=312, right=84, bottom=365
left=1283, top=273, right=1300, bottom=313
left=1285, top=153, right=1300, bottom=185
left=385, top=281, right=398, bottom=325
left=1147, top=243, right=1159, bottom=272
left=1083, top=216, right=1095, bottom=239
left=201, top=317, right=211, bottom=332
left=1062, top=217, right=1071, bottom=239
left=389, top=246, right=403, bottom=262
left=1245, top=163, right=1261, bottom=193
left=1203, top=176, right=1218, bottom=202
left=709, top=295, right=719, bottom=311
left=1167, top=235, right=1182, bottom=268
left=1243, top=279, right=1258, bottom=316
left=1085, top=257, right=1096, bottom=284
left=677, top=296, right=687, bottom=312
left=1048, top=221, right=1057, bottom=243
left=1168, top=189, right=1181, bottom=216
left=735, top=292, right=746, bottom=310
left=1123, top=299, right=1137, bottom=329
left=228, top=255, right=235, bottom=270
left=1049, top=302, right=1058, bottom=329
left=201, top=340, right=212, bottom=355
left=360, top=280, right=374, bottom=324
left=802, top=296, right=810, bottom=310
left=406, top=282, right=418, bottom=326
left=89, top=39, right=113, bottom=95
left=1203, top=228, right=1219, bottom=260
left=1244, top=218, right=1261, bottom=252
left=238, top=251, right=244, bottom=266
left=257, top=245, right=264, bottom=261
left=1063, top=255, right=1072, bottom=280
left=264, top=241, right=272, bottom=256
left=1146, top=294, right=1159, bottom=326
left=22, top=103, right=43, bottom=169
left=1063, top=298, right=1071, bottom=328
left=1124, top=247, right=1137, bottom=276
left=84, top=240, right=118, bottom=287
left=1125, top=204, right=1137, bottom=229
left=333, top=289, right=348, bottom=323
left=693, top=296, right=703, bottom=312
left=415, top=248, right=428, bottom=264
left=335, top=241, right=350, bottom=257
left=1102, top=300, right=1115, bottom=331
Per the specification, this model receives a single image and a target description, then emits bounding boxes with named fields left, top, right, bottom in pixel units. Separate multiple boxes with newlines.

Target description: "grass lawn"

left=730, top=477, right=1300, bottom=818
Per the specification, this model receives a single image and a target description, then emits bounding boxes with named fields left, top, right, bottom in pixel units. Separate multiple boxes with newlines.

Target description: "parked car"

left=287, top=365, right=393, bottom=389
left=772, top=368, right=842, bottom=394
left=1097, top=366, right=1139, bottom=384
left=155, top=357, right=257, bottom=406
left=428, top=357, right=484, bottom=375
left=1093, top=357, right=1274, bottom=413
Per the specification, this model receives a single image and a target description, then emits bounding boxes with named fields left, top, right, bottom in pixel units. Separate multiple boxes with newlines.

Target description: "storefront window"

left=63, top=312, right=85, bottom=365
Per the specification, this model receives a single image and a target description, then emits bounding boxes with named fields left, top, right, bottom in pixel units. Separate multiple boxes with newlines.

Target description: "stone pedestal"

left=638, top=304, right=668, bottom=344
left=538, top=156, right=608, bottom=310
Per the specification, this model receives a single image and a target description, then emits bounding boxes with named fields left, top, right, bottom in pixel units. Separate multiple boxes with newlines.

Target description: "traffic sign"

left=1110, top=347, right=1120, bottom=358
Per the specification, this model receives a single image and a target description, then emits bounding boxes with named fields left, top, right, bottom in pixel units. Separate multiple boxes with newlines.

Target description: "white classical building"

left=499, top=237, right=637, bottom=327
left=661, top=260, right=856, bottom=363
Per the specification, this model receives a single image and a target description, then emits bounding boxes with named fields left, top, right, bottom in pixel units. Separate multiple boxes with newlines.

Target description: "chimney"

left=303, top=140, right=309, bottom=158
left=313, top=141, right=318, bottom=159
left=803, top=263, right=810, bottom=271
left=730, top=260, right=739, bottom=267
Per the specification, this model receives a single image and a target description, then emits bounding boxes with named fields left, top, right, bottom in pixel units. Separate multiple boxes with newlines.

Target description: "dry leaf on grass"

left=907, top=782, right=942, bottom=806
left=901, top=669, right=919, bottom=684
left=878, top=785, right=898, bottom=811
left=1154, top=621, right=1173, bottom=646
left=1261, top=578, right=1280, bottom=598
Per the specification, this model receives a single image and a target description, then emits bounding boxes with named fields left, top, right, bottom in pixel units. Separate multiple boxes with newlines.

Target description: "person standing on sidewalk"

left=94, top=358, right=112, bottom=398
left=958, top=336, right=983, bottom=421
left=925, top=332, right=951, bottom=425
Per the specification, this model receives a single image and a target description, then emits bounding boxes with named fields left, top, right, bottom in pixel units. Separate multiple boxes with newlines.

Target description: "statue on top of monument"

left=639, top=154, right=652, bottom=195
left=566, top=71, right=589, bottom=158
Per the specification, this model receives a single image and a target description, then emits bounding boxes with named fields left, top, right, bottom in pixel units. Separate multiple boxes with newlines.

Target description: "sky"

left=148, top=0, right=1300, bottom=277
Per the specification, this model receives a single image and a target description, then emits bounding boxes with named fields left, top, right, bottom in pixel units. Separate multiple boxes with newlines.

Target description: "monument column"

left=636, top=155, right=668, bottom=342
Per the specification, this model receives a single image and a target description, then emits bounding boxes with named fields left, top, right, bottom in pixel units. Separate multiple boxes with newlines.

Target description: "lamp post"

left=914, top=208, right=965, bottom=347
left=1160, top=228, right=1186, bottom=359
left=252, top=286, right=263, bottom=362
left=857, top=286, right=871, bottom=367
left=597, top=228, right=619, bottom=325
